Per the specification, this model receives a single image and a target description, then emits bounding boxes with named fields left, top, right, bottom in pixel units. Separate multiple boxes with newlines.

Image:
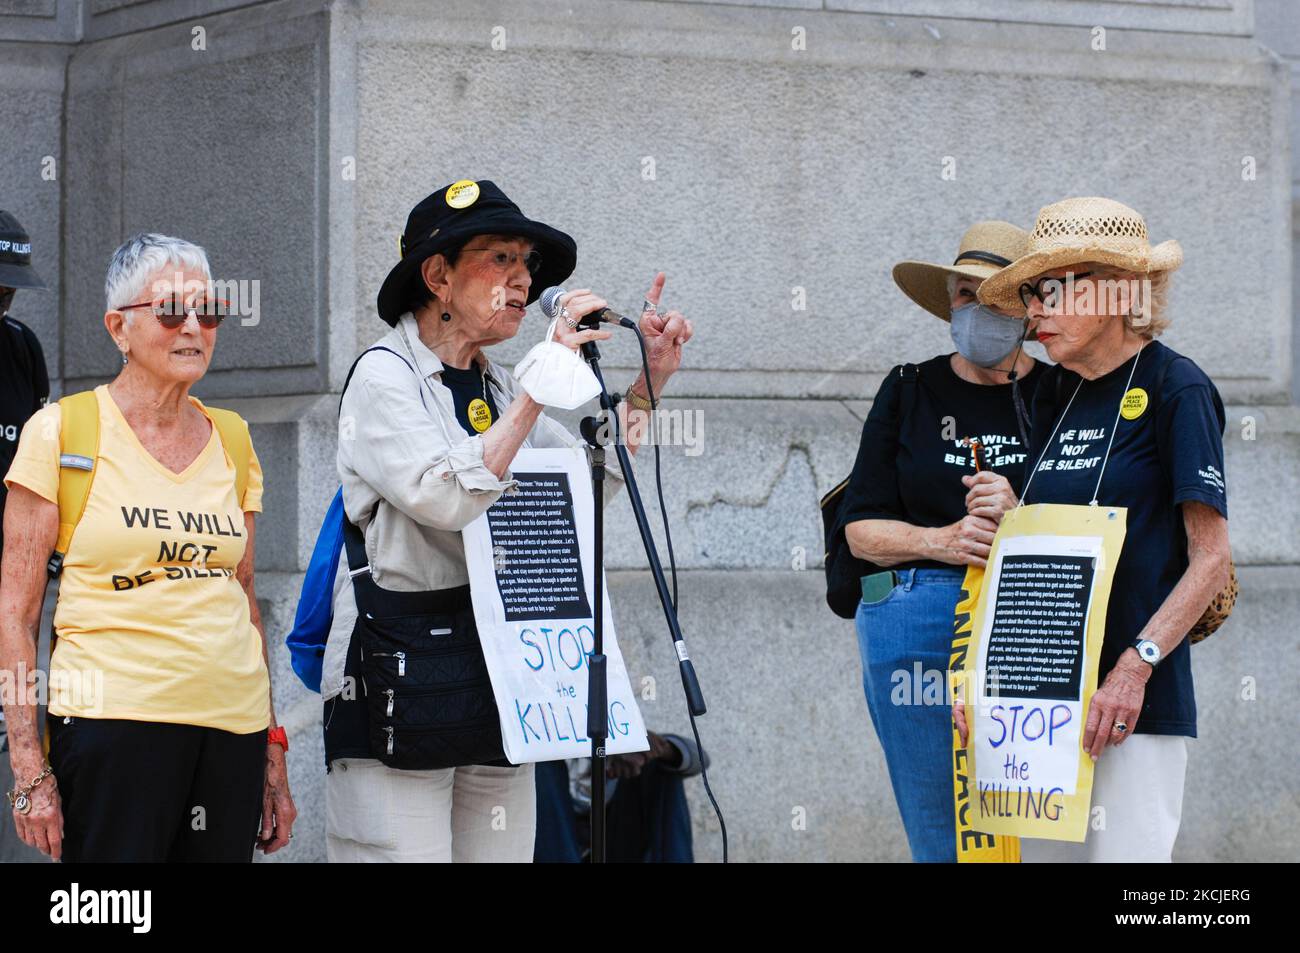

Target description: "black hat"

left=376, top=179, right=577, bottom=326
left=0, top=211, right=48, bottom=290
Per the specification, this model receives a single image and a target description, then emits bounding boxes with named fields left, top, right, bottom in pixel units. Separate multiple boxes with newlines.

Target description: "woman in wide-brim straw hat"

left=321, top=179, right=693, bottom=862
left=835, top=220, right=1048, bottom=862
left=956, top=197, right=1232, bottom=863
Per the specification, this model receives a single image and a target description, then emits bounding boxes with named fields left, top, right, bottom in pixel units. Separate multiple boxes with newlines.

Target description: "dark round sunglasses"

left=118, top=294, right=230, bottom=329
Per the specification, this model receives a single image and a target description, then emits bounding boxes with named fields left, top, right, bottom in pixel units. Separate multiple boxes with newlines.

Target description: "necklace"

left=466, top=360, right=493, bottom=433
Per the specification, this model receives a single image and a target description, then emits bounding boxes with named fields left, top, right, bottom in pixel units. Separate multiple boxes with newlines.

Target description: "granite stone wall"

left=1, top=0, right=1295, bottom=862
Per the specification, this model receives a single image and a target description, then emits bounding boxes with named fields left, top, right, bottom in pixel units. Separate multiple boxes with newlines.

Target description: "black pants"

left=48, top=716, right=266, bottom=863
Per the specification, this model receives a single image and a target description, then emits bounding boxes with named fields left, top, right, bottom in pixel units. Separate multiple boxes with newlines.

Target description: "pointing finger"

left=644, top=271, right=666, bottom=308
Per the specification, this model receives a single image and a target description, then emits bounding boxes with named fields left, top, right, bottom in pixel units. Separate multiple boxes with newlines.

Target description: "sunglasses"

left=1018, top=272, right=1093, bottom=310
left=118, top=294, right=230, bottom=329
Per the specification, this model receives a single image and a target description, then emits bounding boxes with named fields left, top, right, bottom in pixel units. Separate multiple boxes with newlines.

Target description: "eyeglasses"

left=460, top=246, right=543, bottom=275
left=1018, top=272, right=1093, bottom=310
left=117, top=294, right=230, bottom=329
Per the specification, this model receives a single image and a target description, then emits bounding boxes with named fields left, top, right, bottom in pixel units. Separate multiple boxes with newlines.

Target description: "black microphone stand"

left=578, top=332, right=708, bottom=864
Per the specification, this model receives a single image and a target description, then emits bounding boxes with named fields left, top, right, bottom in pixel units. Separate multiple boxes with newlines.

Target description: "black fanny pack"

left=343, top=516, right=506, bottom=770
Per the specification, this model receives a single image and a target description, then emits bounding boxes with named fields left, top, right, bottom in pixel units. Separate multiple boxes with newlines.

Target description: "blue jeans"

left=855, top=567, right=964, bottom=863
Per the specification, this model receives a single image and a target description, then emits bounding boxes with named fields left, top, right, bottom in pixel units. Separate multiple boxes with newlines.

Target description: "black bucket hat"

left=0, top=210, right=48, bottom=290
left=376, top=179, right=577, bottom=326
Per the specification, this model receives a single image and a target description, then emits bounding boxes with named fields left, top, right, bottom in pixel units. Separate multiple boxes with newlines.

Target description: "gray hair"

left=104, top=233, right=210, bottom=312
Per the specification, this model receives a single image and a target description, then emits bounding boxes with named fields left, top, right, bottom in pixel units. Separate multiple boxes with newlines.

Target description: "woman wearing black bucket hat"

left=321, top=179, right=693, bottom=862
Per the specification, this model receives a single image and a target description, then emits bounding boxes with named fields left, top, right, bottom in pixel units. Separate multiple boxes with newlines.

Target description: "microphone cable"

left=613, top=321, right=728, bottom=863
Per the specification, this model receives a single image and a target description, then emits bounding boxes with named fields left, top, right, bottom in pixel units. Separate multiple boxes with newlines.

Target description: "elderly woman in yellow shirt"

left=0, top=233, right=296, bottom=862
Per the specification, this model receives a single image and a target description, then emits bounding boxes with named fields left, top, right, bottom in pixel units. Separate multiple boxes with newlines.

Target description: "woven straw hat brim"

left=978, top=239, right=1183, bottom=312
left=892, top=260, right=1001, bottom=323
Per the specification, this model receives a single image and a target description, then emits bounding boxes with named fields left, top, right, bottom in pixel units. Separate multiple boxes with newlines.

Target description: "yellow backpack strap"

left=206, top=407, right=252, bottom=508
left=45, top=391, right=100, bottom=758
left=51, top=391, right=101, bottom=578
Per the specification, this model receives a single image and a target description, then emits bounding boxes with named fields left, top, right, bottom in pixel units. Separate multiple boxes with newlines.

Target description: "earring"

left=441, top=311, right=452, bottom=323
left=120, top=347, right=129, bottom=366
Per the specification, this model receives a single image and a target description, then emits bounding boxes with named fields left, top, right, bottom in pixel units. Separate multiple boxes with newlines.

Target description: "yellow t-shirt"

left=4, top=385, right=270, bottom=734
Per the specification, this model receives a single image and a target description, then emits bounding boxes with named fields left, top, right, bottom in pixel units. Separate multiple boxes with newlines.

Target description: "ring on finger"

left=1113, top=721, right=1128, bottom=734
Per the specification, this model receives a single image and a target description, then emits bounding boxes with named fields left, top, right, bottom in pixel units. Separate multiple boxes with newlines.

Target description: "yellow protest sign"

left=957, top=502, right=1126, bottom=843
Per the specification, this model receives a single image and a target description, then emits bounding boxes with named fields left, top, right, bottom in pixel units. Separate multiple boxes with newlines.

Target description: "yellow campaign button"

left=1120, top=387, right=1149, bottom=420
left=467, top=398, right=493, bottom=432
left=446, top=180, right=480, bottom=209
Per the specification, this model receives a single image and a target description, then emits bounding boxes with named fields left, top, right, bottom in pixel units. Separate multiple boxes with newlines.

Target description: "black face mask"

left=0, top=288, right=14, bottom=318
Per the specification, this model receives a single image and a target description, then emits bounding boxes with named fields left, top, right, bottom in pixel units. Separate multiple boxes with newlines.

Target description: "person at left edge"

left=0, top=233, right=297, bottom=861
left=0, top=209, right=51, bottom=865
left=323, top=179, right=693, bottom=862
left=836, top=220, right=1046, bottom=862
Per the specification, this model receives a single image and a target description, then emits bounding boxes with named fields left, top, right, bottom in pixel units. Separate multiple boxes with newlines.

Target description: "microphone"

left=539, top=286, right=638, bottom=329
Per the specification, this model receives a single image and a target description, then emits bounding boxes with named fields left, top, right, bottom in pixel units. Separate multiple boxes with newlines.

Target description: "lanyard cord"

left=1018, top=378, right=1083, bottom=509
left=1004, top=328, right=1033, bottom=449
left=1018, top=343, right=1144, bottom=508
left=396, top=318, right=503, bottom=439
left=1088, top=344, right=1143, bottom=505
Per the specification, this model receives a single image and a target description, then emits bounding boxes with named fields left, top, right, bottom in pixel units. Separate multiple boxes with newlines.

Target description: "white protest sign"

left=973, top=534, right=1103, bottom=799
left=963, top=503, right=1125, bottom=842
left=462, top=446, right=649, bottom=764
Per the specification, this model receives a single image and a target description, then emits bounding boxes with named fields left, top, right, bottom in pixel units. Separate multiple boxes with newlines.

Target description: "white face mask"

left=513, top=317, right=601, bottom=410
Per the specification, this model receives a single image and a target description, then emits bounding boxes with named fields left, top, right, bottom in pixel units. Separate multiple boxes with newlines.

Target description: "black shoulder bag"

left=339, top=346, right=507, bottom=769
left=821, top=364, right=918, bottom=619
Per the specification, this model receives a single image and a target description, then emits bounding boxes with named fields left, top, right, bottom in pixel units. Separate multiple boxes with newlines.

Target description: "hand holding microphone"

left=540, top=287, right=617, bottom=351
left=513, top=287, right=614, bottom=410
left=528, top=277, right=693, bottom=414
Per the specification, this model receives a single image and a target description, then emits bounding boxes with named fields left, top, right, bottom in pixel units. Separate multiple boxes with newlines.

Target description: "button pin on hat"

left=445, top=179, right=480, bottom=209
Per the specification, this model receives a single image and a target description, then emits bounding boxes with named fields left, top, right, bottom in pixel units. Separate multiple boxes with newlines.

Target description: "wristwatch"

left=268, top=726, right=289, bottom=751
left=1132, top=638, right=1163, bottom=667
left=624, top=386, right=653, bottom=412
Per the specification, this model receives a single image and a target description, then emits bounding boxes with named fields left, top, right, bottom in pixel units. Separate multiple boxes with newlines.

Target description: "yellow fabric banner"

left=957, top=502, right=1127, bottom=844
left=950, top=562, right=1020, bottom=862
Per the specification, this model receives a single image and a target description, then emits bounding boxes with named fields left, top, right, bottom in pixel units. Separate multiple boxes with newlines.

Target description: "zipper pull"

left=385, top=688, right=395, bottom=717
left=395, top=651, right=406, bottom=676
left=385, top=725, right=394, bottom=756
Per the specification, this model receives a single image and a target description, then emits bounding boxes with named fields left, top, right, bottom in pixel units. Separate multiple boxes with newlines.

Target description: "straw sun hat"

left=892, top=220, right=1029, bottom=322
left=977, top=196, right=1183, bottom=313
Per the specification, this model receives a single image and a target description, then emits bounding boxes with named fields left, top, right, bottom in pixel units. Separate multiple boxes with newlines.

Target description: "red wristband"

left=267, top=726, right=289, bottom=751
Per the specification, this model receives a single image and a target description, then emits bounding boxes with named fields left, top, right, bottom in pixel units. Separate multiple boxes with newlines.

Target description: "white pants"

left=326, top=758, right=536, bottom=862
left=1021, top=735, right=1189, bottom=863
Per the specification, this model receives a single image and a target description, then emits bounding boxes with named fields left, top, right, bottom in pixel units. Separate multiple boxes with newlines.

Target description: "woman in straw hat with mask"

left=836, top=221, right=1046, bottom=862
left=956, top=197, right=1231, bottom=862
left=322, top=179, right=692, bottom=862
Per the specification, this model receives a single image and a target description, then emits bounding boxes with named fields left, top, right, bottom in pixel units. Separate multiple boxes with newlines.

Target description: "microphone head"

left=539, top=286, right=566, bottom=320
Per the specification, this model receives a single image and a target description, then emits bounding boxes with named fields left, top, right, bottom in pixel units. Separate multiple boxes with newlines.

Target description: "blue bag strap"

left=340, top=345, right=416, bottom=412
left=338, top=344, right=424, bottom=614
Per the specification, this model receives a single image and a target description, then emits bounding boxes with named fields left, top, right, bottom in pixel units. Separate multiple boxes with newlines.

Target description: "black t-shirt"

left=439, top=362, right=500, bottom=436
left=1022, top=340, right=1226, bottom=738
left=839, top=354, right=1047, bottom=572
left=0, top=316, right=50, bottom=553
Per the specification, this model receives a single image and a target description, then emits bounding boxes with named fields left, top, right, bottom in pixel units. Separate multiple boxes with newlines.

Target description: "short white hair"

left=104, top=233, right=210, bottom=311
